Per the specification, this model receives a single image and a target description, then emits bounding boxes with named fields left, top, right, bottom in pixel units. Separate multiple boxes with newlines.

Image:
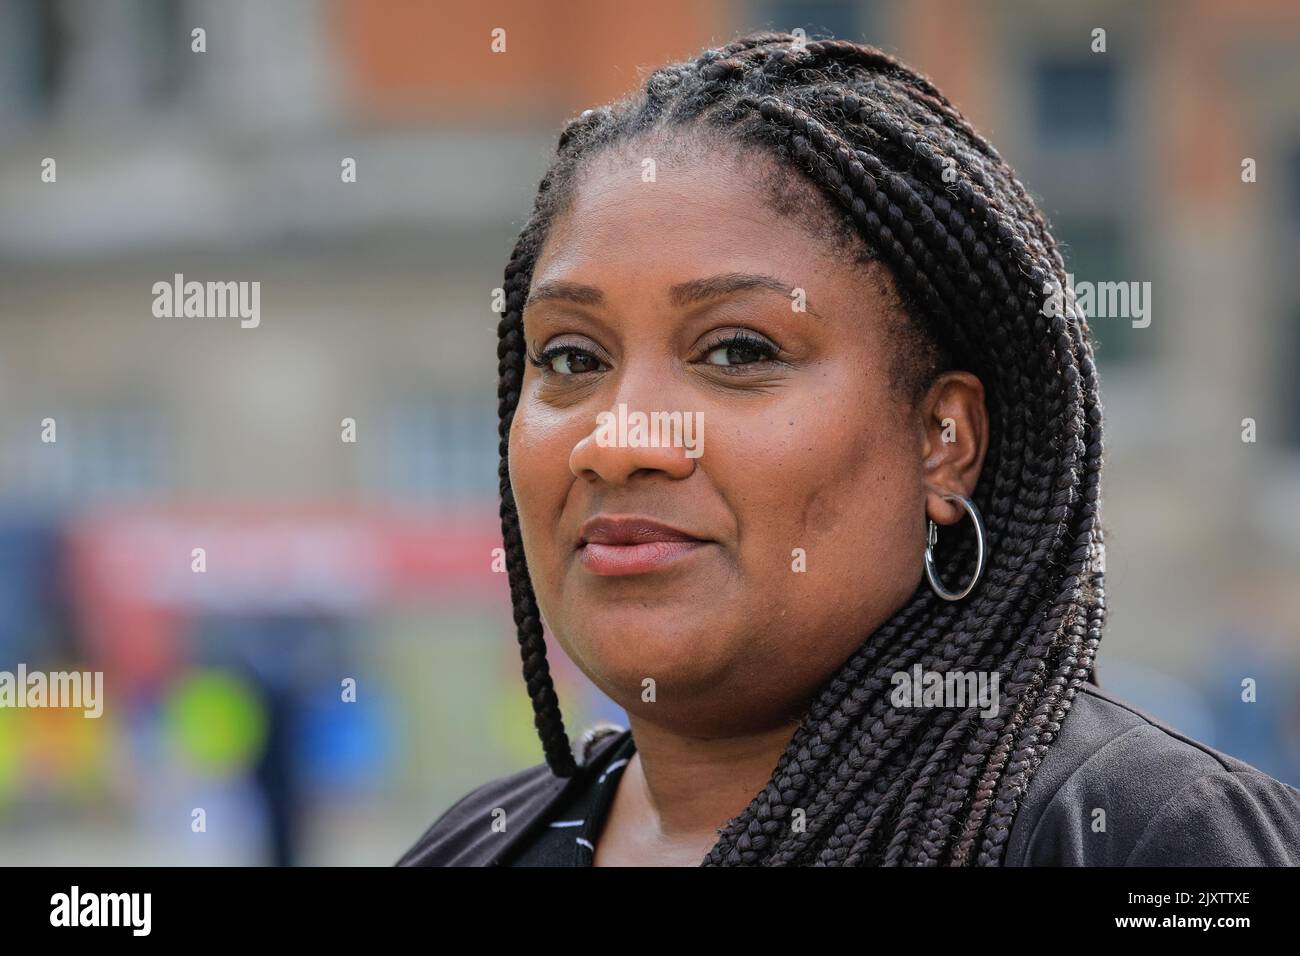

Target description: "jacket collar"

left=484, top=726, right=632, bottom=865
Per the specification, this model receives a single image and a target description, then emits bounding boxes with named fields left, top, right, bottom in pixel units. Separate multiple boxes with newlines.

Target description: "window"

left=759, top=0, right=867, bottom=43
left=1032, top=56, right=1119, bottom=144
left=1281, top=143, right=1300, bottom=448
left=363, top=394, right=498, bottom=501
left=1288, top=142, right=1300, bottom=225
left=1050, top=214, right=1150, bottom=366
left=1284, top=304, right=1300, bottom=449
left=1, top=402, right=174, bottom=503
left=0, top=0, right=62, bottom=121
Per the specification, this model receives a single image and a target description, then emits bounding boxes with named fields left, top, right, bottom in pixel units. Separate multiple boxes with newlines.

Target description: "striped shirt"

left=502, top=728, right=636, bottom=866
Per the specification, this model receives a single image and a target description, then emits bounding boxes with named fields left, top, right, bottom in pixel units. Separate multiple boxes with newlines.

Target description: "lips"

left=578, top=516, right=704, bottom=547
left=576, top=516, right=710, bottom=575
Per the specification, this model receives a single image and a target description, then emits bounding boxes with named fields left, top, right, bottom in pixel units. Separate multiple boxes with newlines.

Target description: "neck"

left=621, top=713, right=803, bottom=844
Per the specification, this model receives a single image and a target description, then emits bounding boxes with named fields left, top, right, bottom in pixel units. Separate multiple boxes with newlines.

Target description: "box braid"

left=495, top=31, right=1105, bottom=866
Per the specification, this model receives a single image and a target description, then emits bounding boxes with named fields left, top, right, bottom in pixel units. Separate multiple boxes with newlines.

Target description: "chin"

left=566, top=619, right=740, bottom=703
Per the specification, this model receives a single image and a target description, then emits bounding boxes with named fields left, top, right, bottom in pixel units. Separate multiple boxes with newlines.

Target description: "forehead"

left=531, top=145, right=860, bottom=296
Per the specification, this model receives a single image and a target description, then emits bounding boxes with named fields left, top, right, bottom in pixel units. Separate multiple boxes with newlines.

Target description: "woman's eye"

left=528, top=335, right=777, bottom=377
left=703, top=335, right=777, bottom=368
left=529, top=346, right=604, bottom=376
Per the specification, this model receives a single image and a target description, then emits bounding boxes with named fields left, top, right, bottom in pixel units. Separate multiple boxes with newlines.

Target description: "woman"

left=398, top=32, right=1300, bottom=866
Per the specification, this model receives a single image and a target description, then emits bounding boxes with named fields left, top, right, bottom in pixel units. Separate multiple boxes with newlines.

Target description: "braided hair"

left=495, top=31, right=1105, bottom=866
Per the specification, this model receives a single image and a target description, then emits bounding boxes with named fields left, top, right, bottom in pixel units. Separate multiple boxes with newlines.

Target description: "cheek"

left=508, top=396, right=574, bottom=492
left=805, top=427, right=916, bottom=558
left=506, top=402, right=576, bottom=577
left=725, top=388, right=922, bottom=612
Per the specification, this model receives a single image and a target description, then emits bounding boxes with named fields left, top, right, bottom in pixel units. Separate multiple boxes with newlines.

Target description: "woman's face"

left=509, top=142, right=986, bottom=738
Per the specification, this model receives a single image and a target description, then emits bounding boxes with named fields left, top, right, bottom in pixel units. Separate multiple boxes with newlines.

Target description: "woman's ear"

left=918, top=371, right=989, bottom=526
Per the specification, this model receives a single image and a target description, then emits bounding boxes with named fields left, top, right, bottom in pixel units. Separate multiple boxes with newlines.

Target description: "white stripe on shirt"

left=597, top=758, right=630, bottom=784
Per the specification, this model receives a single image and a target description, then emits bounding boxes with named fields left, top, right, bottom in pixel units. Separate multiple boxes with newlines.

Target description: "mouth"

left=578, top=539, right=710, bottom=575
left=576, top=516, right=711, bottom=576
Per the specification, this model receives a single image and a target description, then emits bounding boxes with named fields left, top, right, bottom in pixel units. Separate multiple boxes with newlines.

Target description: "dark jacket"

left=396, top=682, right=1300, bottom=866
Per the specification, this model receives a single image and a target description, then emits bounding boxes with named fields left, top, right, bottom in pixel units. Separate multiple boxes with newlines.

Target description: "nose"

left=569, top=404, right=699, bottom=485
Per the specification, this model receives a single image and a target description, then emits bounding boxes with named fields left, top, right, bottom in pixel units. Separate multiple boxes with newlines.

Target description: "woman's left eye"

left=527, top=344, right=605, bottom=376
left=702, top=333, right=778, bottom=368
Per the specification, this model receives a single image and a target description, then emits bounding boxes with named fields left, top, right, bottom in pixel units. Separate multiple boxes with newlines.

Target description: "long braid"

left=498, top=198, right=577, bottom=777
left=495, top=32, right=1106, bottom=864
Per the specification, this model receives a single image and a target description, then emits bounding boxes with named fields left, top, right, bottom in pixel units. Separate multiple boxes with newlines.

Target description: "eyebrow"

left=525, top=272, right=818, bottom=317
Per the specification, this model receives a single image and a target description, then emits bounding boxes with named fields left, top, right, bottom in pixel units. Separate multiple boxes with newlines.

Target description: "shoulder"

left=395, top=724, right=630, bottom=867
left=1005, top=682, right=1300, bottom=866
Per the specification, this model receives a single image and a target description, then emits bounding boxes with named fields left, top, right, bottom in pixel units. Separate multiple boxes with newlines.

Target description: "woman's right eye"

left=528, top=345, right=605, bottom=376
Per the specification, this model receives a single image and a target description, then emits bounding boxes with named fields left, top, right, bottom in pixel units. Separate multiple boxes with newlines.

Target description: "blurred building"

left=0, top=0, right=1297, bottom=864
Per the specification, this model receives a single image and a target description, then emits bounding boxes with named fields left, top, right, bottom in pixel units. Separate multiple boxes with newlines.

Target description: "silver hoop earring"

left=924, top=492, right=986, bottom=602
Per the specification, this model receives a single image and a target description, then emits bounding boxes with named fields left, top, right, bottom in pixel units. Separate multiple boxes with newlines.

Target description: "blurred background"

left=1, top=0, right=1298, bottom=865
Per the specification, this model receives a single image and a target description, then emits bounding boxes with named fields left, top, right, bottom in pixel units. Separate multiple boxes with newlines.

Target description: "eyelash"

left=526, top=332, right=780, bottom=377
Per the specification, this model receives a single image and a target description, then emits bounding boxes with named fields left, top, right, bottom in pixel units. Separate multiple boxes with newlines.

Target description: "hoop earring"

left=924, top=492, right=986, bottom=602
